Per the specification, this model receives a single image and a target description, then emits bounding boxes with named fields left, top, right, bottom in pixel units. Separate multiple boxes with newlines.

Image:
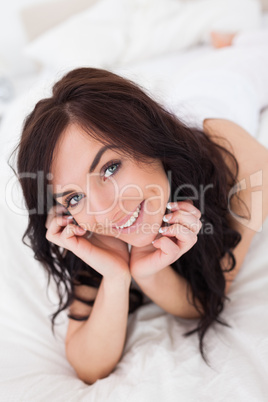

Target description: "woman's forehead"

left=50, top=123, right=156, bottom=186
left=50, top=124, right=127, bottom=184
left=56, top=124, right=102, bottom=152
left=50, top=126, right=102, bottom=179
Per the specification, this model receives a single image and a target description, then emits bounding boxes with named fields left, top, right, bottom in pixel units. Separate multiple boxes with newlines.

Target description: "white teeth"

left=116, top=204, right=141, bottom=229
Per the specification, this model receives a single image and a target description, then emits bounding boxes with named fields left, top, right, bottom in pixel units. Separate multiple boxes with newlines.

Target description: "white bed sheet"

left=0, top=180, right=268, bottom=401
left=1, top=28, right=268, bottom=402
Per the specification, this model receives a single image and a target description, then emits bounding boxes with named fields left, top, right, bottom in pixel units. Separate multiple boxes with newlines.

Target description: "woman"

left=15, top=66, right=268, bottom=385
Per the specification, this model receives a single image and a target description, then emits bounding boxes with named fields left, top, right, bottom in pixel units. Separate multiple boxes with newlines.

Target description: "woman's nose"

left=87, top=186, right=118, bottom=223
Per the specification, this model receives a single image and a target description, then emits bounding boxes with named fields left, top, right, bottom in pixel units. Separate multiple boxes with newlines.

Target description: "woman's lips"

left=112, top=200, right=145, bottom=233
left=112, top=202, right=143, bottom=228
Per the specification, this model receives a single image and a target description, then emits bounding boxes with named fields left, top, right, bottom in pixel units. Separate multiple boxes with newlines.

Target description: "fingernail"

left=163, top=214, right=171, bottom=222
left=77, top=226, right=86, bottom=234
left=166, top=202, right=179, bottom=210
left=159, top=227, right=168, bottom=234
left=66, top=215, right=73, bottom=220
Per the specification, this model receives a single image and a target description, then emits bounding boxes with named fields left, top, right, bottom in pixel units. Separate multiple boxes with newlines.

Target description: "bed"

left=1, top=0, right=268, bottom=400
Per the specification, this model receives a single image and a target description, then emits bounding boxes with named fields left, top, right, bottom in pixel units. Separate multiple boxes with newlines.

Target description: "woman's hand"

left=130, top=201, right=202, bottom=280
left=45, top=205, right=130, bottom=281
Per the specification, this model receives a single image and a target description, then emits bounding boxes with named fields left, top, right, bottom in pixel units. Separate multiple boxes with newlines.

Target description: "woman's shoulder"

left=203, top=118, right=268, bottom=227
left=203, top=118, right=268, bottom=292
left=203, top=118, right=268, bottom=167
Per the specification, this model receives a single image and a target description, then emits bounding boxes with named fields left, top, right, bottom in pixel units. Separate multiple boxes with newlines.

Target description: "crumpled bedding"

left=0, top=188, right=268, bottom=400
left=1, top=3, right=268, bottom=400
left=1, top=79, right=268, bottom=402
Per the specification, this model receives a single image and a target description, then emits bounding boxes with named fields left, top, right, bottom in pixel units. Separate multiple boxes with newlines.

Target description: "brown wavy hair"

left=14, top=67, right=243, bottom=363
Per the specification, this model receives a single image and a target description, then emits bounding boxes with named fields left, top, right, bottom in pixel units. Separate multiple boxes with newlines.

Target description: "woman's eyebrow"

left=89, top=144, right=118, bottom=173
left=54, top=190, right=74, bottom=199
left=53, top=144, right=119, bottom=198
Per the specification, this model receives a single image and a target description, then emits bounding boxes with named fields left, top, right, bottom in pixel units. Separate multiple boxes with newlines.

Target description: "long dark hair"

left=14, top=67, right=243, bottom=362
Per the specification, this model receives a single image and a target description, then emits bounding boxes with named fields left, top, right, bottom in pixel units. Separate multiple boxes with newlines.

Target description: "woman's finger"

left=46, top=218, right=86, bottom=251
left=45, top=204, right=69, bottom=229
left=159, top=223, right=198, bottom=245
left=152, top=235, right=180, bottom=255
left=151, top=236, right=182, bottom=266
left=163, top=211, right=202, bottom=234
left=63, top=223, right=86, bottom=240
left=46, top=215, right=73, bottom=236
left=166, top=201, right=201, bottom=218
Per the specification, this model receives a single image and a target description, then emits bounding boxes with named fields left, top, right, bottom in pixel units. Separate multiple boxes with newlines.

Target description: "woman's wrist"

left=102, top=268, right=132, bottom=289
left=131, top=266, right=167, bottom=287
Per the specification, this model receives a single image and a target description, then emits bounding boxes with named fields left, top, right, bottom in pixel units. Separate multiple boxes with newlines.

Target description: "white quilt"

left=1, top=2, right=268, bottom=401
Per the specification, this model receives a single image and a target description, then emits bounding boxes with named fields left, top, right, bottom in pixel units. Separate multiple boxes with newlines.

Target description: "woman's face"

left=51, top=124, right=170, bottom=247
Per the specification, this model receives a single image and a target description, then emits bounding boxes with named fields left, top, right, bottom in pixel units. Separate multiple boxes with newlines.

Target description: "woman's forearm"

left=65, top=274, right=131, bottom=384
left=133, top=266, right=201, bottom=319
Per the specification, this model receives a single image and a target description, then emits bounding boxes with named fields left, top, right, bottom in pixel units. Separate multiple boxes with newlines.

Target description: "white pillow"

left=120, top=0, right=261, bottom=65
left=24, top=0, right=129, bottom=71
left=24, top=0, right=261, bottom=71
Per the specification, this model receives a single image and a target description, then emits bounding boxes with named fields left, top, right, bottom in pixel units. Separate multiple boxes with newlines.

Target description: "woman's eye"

left=66, top=194, right=84, bottom=208
left=103, top=162, right=121, bottom=179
